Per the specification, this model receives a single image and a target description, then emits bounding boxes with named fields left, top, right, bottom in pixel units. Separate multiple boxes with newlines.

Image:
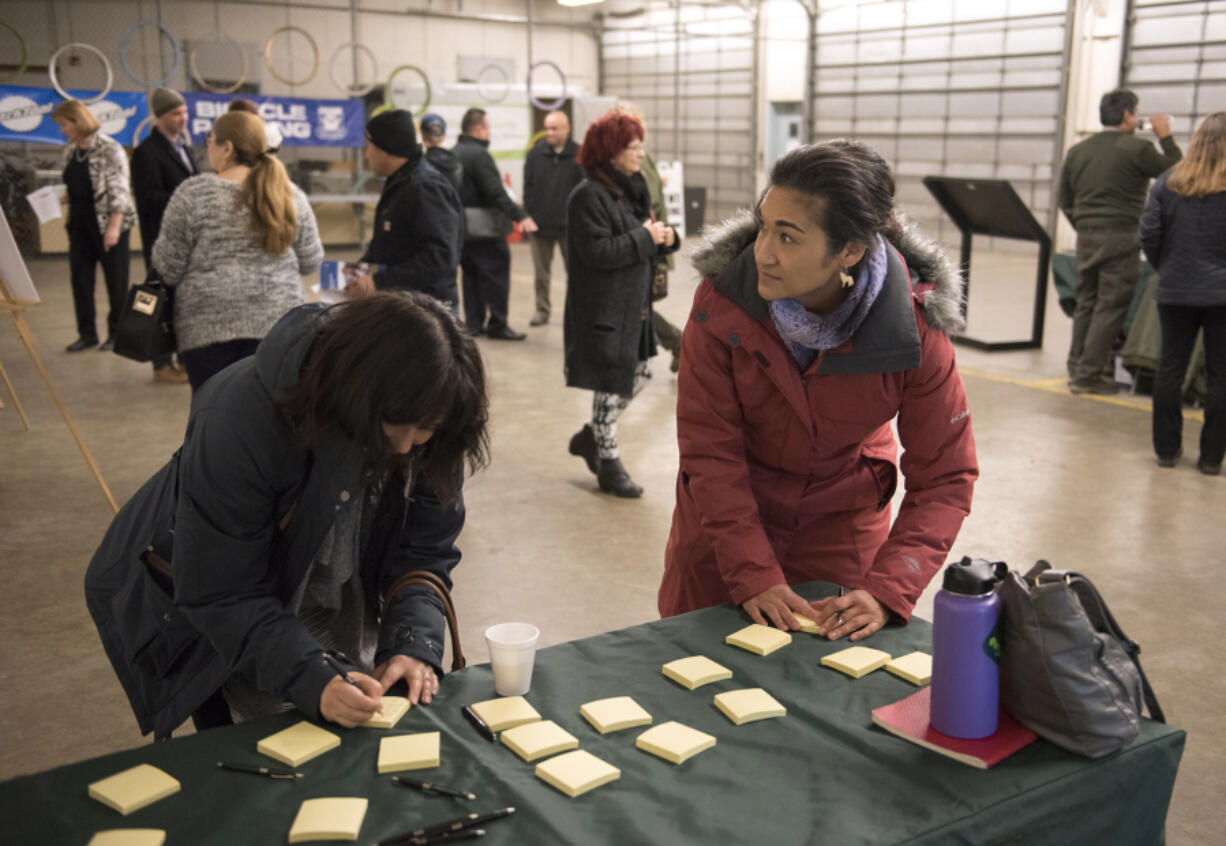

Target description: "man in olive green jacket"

left=1058, top=88, right=1182, bottom=394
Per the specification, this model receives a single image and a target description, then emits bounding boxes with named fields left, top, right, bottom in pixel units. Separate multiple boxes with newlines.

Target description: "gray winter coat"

left=84, top=304, right=463, bottom=739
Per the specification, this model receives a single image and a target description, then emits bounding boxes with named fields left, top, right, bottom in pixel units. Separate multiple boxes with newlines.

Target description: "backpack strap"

left=1036, top=567, right=1165, bottom=724
left=382, top=570, right=466, bottom=672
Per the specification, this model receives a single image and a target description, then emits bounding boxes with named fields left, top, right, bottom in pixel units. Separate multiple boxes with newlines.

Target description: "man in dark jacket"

left=348, top=110, right=463, bottom=309
left=420, top=113, right=463, bottom=190
left=1058, top=88, right=1182, bottom=395
left=523, top=111, right=583, bottom=326
left=454, top=107, right=538, bottom=340
left=130, top=86, right=194, bottom=384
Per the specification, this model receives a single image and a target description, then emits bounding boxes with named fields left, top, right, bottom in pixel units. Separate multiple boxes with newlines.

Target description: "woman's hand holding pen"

left=320, top=672, right=383, bottom=727
left=742, top=584, right=820, bottom=631
left=810, top=589, right=888, bottom=642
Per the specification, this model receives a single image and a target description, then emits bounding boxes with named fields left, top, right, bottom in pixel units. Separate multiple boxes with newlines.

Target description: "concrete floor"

left=0, top=241, right=1220, bottom=843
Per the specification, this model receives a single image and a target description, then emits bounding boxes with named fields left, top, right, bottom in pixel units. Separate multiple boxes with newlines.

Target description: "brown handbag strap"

left=383, top=570, right=466, bottom=671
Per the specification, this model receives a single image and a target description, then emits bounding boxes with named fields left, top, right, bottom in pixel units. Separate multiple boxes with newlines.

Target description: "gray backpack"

left=998, top=560, right=1165, bottom=758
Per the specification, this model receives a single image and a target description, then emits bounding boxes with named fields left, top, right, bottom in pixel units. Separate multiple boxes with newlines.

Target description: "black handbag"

left=113, top=278, right=176, bottom=362
left=463, top=206, right=512, bottom=241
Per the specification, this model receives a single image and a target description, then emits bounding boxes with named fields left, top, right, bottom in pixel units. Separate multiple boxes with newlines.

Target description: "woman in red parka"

left=659, top=140, right=978, bottom=642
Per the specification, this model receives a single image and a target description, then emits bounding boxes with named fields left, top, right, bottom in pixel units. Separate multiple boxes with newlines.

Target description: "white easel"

left=1, top=210, right=118, bottom=514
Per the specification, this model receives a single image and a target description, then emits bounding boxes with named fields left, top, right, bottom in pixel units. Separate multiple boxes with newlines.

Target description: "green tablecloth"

left=0, top=582, right=1184, bottom=845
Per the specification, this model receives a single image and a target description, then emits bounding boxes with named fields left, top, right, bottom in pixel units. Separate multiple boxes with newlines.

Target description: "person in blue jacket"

left=84, top=292, right=489, bottom=738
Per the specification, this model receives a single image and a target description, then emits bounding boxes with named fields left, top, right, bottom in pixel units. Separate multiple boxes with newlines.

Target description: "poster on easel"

left=0, top=209, right=39, bottom=305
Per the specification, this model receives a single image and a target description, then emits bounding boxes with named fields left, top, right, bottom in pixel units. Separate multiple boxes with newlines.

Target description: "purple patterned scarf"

left=769, top=234, right=889, bottom=370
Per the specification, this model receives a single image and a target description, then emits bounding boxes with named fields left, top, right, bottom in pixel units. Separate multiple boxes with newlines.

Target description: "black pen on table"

left=393, top=774, right=476, bottom=800
left=216, top=761, right=301, bottom=780
left=460, top=704, right=496, bottom=742
left=323, top=652, right=362, bottom=689
left=379, top=807, right=515, bottom=845
left=377, top=828, right=486, bottom=846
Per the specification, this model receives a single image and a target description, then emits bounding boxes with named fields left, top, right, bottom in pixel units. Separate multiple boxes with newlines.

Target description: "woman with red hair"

left=565, top=112, right=680, bottom=497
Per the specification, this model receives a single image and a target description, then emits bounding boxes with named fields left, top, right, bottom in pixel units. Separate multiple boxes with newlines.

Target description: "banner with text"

left=0, top=85, right=365, bottom=148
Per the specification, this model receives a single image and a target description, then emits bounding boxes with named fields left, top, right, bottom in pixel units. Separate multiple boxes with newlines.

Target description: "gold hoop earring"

left=840, top=269, right=855, bottom=289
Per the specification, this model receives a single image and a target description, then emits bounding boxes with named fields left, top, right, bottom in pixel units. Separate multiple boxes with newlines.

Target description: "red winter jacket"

left=659, top=211, right=978, bottom=621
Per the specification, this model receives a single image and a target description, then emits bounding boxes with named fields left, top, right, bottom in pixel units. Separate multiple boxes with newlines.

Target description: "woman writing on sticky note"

left=85, top=292, right=488, bottom=737
left=658, top=141, right=978, bottom=641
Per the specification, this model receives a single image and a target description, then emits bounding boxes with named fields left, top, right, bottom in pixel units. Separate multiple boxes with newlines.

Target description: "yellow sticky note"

left=257, top=721, right=341, bottom=767
left=500, top=720, right=579, bottom=762
left=725, top=624, right=792, bottom=656
left=469, top=696, right=541, bottom=733
left=288, top=797, right=368, bottom=843
left=377, top=732, right=440, bottom=773
left=635, top=721, right=716, bottom=764
left=885, top=651, right=933, bottom=686
left=580, top=696, right=653, bottom=734
left=87, top=764, right=180, bottom=816
left=713, top=688, right=787, bottom=725
left=796, top=617, right=820, bottom=634
left=534, top=749, right=620, bottom=798
left=360, top=696, right=411, bottom=729
left=87, top=831, right=166, bottom=846
left=821, top=646, right=891, bottom=679
left=662, top=656, right=733, bottom=690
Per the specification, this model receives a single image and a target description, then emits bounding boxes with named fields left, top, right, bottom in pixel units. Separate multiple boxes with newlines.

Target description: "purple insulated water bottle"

left=930, top=557, right=1007, bottom=739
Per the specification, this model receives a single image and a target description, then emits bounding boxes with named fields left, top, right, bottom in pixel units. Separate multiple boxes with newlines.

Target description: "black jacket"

left=361, top=157, right=463, bottom=305
left=84, top=304, right=465, bottom=739
left=130, top=129, right=198, bottom=271
left=1140, top=172, right=1226, bottom=307
left=523, top=138, right=583, bottom=237
left=424, top=145, right=463, bottom=191
left=564, top=171, right=680, bottom=395
left=454, top=135, right=525, bottom=238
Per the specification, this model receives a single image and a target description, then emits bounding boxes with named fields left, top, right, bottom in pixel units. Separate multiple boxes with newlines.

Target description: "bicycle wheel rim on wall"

left=49, top=43, right=113, bottom=104
left=119, top=20, right=180, bottom=88
left=383, top=64, right=431, bottom=113
left=189, top=37, right=250, bottom=94
left=263, top=25, right=319, bottom=87
left=0, top=20, right=28, bottom=83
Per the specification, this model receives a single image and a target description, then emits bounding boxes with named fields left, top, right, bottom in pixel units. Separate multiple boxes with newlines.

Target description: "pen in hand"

left=323, top=653, right=362, bottom=689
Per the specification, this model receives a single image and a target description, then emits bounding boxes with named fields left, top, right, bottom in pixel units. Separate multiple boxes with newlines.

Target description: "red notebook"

left=870, top=686, right=1037, bottom=769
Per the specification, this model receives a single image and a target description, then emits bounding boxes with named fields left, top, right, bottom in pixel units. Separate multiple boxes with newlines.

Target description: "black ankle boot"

left=568, top=425, right=599, bottom=475
left=598, top=458, right=643, bottom=498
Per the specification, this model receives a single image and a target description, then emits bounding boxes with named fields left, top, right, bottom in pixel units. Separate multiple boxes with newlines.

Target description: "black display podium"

left=922, top=176, right=1050, bottom=351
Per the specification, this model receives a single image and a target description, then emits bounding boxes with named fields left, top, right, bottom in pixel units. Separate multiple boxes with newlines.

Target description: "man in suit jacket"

left=131, top=87, right=195, bottom=383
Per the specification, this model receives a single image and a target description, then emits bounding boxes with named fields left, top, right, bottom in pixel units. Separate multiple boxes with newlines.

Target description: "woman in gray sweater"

left=153, top=110, right=323, bottom=391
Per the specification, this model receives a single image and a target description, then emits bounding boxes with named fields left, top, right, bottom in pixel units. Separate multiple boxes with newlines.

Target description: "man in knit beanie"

left=348, top=109, right=463, bottom=309
left=130, top=86, right=194, bottom=383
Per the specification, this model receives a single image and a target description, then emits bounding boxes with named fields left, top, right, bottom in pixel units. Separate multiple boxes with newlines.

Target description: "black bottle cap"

left=942, top=556, right=1007, bottom=596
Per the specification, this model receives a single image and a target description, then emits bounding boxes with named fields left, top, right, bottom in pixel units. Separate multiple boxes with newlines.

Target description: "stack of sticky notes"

left=360, top=696, right=411, bottom=729
left=713, top=688, right=787, bottom=725
left=500, top=720, right=580, bottom=762
left=534, top=749, right=620, bottom=798
left=821, top=646, right=891, bottom=679
left=580, top=696, right=652, bottom=734
left=725, top=624, right=792, bottom=655
left=635, top=722, right=716, bottom=765
left=795, top=617, right=821, bottom=634
left=662, top=655, right=733, bottom=690
left=288, top=797, right=368, bottom=843
left=87, top=764, right=181, bottom=815
left=257, top=721, right=341, bottom=767
left=377, top=732, right=440, bottom=773
left=885, top=651, right=933, bottom=686
left=469, top=696, right=541, bottom=733
left=87, top=832, right=166, bottom=846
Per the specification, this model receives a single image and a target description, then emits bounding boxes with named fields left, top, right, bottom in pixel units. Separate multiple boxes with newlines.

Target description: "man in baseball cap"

left=419, top=113, right=462, bottom=189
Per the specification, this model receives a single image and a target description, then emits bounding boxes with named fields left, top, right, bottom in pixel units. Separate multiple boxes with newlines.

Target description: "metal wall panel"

left=601, top=2, right=757, bottom=227
left=1124, top=0, right=1226, bottom=142
left=809, top=0, right=1070, bottom=248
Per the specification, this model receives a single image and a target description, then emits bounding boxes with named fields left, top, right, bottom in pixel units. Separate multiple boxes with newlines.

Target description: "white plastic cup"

left=484, top=622, right=540, bottom=696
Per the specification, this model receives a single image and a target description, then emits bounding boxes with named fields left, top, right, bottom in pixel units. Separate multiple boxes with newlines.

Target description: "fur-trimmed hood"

left=691, top=208, right=966, bottom=334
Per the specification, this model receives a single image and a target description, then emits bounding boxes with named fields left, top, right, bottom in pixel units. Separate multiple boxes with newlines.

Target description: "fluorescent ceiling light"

left=557, top=0, right=606, bottom=7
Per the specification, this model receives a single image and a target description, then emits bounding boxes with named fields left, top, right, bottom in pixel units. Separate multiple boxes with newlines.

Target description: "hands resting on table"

left=742, top=584, right=889, bottom=643
left=319, top=654, right=439, bottom=728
